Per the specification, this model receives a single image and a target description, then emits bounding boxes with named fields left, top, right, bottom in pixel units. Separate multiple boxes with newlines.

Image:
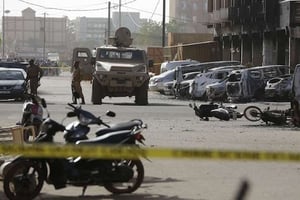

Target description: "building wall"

left=203, top=0, right=300, bottom=69
left=169, top=0, right=212, bottom=33
left=112, top=12, right=142, bottom=33
left=3, top=7, right=67, bottom=59
left=74, top=17, right=108, bottom=45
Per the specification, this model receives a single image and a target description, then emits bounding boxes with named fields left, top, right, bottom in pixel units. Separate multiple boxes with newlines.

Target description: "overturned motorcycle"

left=189, top=102, right=243, bottom=121
left=243, top=105, right=292, bottom=125
left=2, top=100, right=147, bottom=200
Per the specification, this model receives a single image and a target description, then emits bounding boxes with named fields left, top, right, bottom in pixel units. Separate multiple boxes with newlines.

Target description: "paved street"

left=0, top=72, right=299, bottom=200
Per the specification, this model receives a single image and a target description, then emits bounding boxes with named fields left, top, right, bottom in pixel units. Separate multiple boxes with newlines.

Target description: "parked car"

left=206, top=77, right=229, bottom=102
left=0, top=67, right=27, bottom=101
left=264, top=74, right=293, bottom=101
left=173, top=61, right=241, bottom=99
left=160, top=59, right=199, bottom=73
left=0, top=61, right=28, bottom=70
left=226, top=65, right=290, bottom=102
left=189, top=68, right=235, bottom=100
left=173, top=71, right=202, bottom=98
left=149, top=69, right=175, bottom=94
left=291, top=64, right=300, bottom=126
left=205, top=65, right=247, bottom=102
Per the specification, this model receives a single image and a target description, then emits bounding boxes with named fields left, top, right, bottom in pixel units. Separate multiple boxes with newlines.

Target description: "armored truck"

left=72, top=27, right=152, bottom=105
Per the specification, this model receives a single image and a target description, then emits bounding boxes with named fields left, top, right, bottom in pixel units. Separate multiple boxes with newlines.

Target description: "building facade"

left=204, top=0, right=300, bottom=70
left=73, top=17, right=108, bottom=46
left=112, top=12, right=143, bottom=33
left=3, top=7, right=68, bottom=60
left=169, top=0, right=212, bottom=33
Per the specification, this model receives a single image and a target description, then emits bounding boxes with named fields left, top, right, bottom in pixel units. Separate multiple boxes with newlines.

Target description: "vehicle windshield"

left=98, top=49, right=144, bottom=62
left=0, top=70, right=24, bottom=80
left=228, top=72, right=241, bottom=82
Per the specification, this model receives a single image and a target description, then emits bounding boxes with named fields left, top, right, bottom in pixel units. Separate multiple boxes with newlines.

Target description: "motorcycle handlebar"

left=67, top=103, right=77, bottom=109
left=100, top=120, right=110, bottom=128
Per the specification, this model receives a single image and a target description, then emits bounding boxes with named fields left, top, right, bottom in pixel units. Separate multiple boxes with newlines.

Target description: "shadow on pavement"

left=37, top=193, right=194, bottom=200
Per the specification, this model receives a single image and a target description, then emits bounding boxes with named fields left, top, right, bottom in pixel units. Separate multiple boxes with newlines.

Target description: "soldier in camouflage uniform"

left=71, top=61, right=85, bottom=104
left=25, top=59, right=43, bottom=95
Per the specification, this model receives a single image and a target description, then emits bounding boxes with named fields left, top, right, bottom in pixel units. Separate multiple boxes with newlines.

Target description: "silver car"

left=264, top=74, right=292, bottom=101
left=0, top=67, right=27, bottom=101
left=149, top=69, right=175, bottom=94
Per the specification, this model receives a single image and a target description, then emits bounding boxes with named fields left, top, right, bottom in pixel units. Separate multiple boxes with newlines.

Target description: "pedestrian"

left=25, top=59, right=43, bottom=95
left=71, top=61, right=85, bottom=104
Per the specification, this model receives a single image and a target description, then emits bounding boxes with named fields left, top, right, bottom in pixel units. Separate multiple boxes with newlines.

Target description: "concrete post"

left=231, top=35, right=241, bottom=61
left=241, top=35, right=252, bottom=65
left=222, top=36, right=231, bottom=60
left=263, top=32, right=275, bottom=65
left=252, top=34, right=263, bottom=66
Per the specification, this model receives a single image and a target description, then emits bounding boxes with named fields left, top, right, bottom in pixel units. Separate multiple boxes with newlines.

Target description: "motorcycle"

left=189, top=102, right=243, bottom=121
left=2, top=101, right=147, bottom=200
left=17, top=94, right=44, bottom=140
left=243, top=105, right=291, bottom=125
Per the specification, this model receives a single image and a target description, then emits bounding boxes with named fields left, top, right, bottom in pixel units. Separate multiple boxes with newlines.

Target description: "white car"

left=264, top=74, right=292, bottom=101
left=160, top=60, right=199, bottom=73
left=149, top=69, right=175, bottom=94
left=189, top=68, right=234, bottom=100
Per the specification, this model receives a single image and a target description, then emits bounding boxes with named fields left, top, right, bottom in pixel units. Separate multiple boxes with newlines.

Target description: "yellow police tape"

left=40, top=66, right=71, bottom=72
left=1, top=143, right=300, bottom=162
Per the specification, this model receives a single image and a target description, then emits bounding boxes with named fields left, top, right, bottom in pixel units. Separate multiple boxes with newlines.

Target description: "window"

left=224, top=0, right=230, bottom=8
left=249, top=70, right=261, bottom=79
left=208, top=0, right=213, bottom=12
left=99, top=50, right=144, bottom=61
left=77, top=51, right=88, bottom=58
left=193, top=2, right=198, bottom=10
left=215, top=0, right=221, bottom=10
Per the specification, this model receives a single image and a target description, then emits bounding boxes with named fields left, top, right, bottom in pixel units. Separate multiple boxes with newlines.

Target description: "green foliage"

left=134, top=19, right=180, bottom=47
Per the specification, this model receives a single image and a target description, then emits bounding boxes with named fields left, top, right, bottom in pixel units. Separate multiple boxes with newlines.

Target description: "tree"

left=134, top=19, right=180, bottom=47
left=166, top=20, right=180, bottom=33
left=134, top=20, right=162, bottom=47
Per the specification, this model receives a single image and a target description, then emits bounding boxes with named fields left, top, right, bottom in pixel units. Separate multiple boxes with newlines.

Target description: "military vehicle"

left=72, top=27, right=152, bottom=105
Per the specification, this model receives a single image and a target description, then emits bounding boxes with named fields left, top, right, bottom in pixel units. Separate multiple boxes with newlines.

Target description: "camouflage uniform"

left=26, top=60, right=43, bottom=95
left=72, top=61, right=85, bottom=104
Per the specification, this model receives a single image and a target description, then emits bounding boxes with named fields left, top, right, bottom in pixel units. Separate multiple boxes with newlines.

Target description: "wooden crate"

left=0, top=125, right=36, bottom=144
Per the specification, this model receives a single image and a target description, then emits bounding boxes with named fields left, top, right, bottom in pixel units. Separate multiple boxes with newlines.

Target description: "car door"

left=72, top=48, right=94, bottom=81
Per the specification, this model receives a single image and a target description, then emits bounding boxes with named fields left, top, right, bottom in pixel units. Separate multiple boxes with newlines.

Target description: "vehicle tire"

left=104, top=159, right=144, bottom=194
left=243, top=106, right=262, bottom=122
left=135, top=81, right=148, bottom=105
left=91, top=79, right=102, bottom=105
left=3, top=160, right=45, bottom=200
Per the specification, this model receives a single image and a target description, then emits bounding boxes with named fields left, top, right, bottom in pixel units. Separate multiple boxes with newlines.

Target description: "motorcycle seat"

left=96, top=120, right=142, bottom=136
left=76, top=129, right=132, bottom=145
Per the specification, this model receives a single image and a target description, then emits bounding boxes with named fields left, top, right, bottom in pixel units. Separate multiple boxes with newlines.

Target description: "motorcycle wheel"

left=104, top=159, right=144, bottom=194
left=243, top=106, right=262, bottom=122
left=3, top=160, right=45, bottom=200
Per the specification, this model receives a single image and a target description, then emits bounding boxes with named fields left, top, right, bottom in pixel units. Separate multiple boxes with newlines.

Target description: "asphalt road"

left=0, top=72, right=299, bottom=200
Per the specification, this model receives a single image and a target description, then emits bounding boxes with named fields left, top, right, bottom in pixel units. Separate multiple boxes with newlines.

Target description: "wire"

left=17, top=0, right=204, bottom=25
left=150, top=0, right=160, bottom=20
left=17, top=0, right=135, bottom=12
left=126, top=12, right=142, bottom=28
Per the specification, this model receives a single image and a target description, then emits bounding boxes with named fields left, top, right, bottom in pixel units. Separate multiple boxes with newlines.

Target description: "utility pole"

left=43, top=12, right=46, bottom=60
left=2, top=0, right=5, bottom=59
left=162, top=0, right=166, bottom=47
left=119, top=0, right=121, bottom=27
left=107, top=1, right=111, bottom=45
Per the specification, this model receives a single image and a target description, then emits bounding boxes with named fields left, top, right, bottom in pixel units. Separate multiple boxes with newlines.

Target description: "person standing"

left=25, top=59, right=43, bottom=95
left=71, top=61, right=85, bottom=104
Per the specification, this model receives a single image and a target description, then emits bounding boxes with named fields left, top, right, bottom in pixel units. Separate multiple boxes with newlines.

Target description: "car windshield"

left=0, top=70, right=24, bottom=80
left=99, top=49, right=144, bottom=61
